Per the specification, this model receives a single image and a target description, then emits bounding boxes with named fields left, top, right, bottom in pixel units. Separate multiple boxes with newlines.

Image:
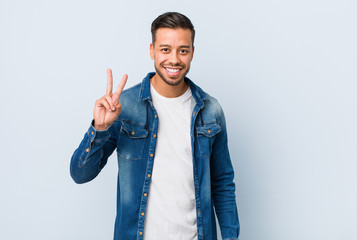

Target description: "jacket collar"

left=139, top=72, right=207, bottom=109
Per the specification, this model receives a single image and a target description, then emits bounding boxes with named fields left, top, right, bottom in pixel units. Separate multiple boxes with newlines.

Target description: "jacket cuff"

left=89, top=120, right=111, bottom=141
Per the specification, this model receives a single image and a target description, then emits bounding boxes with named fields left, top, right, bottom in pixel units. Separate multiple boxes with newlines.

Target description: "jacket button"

left=91, top=131, right=94, bottom=135
left=153, top=134, right=156, bottom=138
left=155, top=114, right=157, bottom=118
left=208, top=129, right=211, bottom=133
left=141, top=212, right=145, bottom=216
left=85, top=148, right=89, bottom=152
left=131, top=131, right=135, bottom=135
left=139, top=232, right=143, bottom=235
left=150, top=153, right=154, bottom=157
left=144, top=193, right=147, bottom=197
left=147, top=174, right=151, bottom=178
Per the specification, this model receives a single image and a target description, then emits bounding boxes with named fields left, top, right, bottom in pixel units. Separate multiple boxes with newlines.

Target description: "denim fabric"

left=70, top=72, right=240, bottom=240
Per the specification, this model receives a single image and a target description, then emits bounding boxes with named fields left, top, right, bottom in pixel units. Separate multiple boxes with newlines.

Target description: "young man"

left=70, top=12, right=240, bottom=240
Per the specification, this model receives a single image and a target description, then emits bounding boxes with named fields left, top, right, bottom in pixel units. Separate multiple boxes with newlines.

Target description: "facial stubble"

left=154, top=62, right=190, bottom=87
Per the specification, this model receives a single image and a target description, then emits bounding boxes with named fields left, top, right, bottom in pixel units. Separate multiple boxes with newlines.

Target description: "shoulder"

left=203, top=92, right=223, bottom=113
left=190, top=81, right=225, bottom=124
left=203, top=93, right=226, bottom=125
left=117, top=82, right=147, bottom=124
left=119, top=82, right=142, bottom=104
left=192, top=82, right=224, bottom=115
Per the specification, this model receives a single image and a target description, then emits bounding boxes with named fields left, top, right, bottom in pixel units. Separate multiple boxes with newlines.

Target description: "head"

left=151, top=12, right=195, bottom=46
left=150, top=12, right=195, bottom=87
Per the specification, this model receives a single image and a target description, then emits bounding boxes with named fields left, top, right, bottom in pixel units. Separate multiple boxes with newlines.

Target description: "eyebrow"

left=159, top=44, right=191, bottom=49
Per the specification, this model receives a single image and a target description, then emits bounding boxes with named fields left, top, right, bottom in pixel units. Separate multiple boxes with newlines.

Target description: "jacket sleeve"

left=210, top=106, right=240, bottom=240
left=70, top=120, right=119, bottom=184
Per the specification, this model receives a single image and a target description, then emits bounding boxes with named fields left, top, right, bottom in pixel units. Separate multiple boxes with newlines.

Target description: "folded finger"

left=97, top=98, right=112, bottom=112
left=104, top=95, right=116, bottom=111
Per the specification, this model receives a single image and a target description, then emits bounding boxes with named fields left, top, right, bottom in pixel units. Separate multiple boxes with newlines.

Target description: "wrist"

left=92, top=120, right=109, bottom=131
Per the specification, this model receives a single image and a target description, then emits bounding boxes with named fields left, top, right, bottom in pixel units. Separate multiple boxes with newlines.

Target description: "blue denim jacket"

left=70, top=72, right=240, bottom=240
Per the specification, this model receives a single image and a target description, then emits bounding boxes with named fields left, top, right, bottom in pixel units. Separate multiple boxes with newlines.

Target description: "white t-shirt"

left=143, top=84, right=197, bottom=240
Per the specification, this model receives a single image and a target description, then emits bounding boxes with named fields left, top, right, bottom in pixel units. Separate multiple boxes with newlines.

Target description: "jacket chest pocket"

left=117, top=122, right=148, bottom=161
left=196, top=123, right=221, bottom=157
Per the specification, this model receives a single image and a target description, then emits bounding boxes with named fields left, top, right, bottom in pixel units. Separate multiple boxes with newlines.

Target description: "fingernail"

left=112, top=106, right=115, bottom=111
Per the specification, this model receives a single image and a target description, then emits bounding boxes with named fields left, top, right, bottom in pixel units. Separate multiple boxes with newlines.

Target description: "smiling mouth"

left=164, top=67, right=182, bottom=76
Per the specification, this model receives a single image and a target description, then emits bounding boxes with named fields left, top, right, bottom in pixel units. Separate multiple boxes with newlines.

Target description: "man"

left=70, top=12, right=240, bottom=240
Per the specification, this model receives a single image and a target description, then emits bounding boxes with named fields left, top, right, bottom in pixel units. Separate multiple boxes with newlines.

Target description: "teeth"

left=166, top=68, right=180, bottom=73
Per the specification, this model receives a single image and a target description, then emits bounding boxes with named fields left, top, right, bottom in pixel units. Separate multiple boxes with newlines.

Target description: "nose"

left=168, top=52, right=181, bottom=66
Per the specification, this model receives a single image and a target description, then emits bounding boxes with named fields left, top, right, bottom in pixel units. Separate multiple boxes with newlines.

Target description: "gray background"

left=1, top=0, right=356, bottom=239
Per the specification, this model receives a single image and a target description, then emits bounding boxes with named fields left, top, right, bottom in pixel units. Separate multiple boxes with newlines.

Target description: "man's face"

left=150, top=28, right=194, bottom=87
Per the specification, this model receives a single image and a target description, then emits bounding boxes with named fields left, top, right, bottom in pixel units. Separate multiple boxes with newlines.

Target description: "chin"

left=164, top=77, right=185, bottom=86
left=156, top=67, right=190, bottom=87
left=162, top=74, right=184, bottom=86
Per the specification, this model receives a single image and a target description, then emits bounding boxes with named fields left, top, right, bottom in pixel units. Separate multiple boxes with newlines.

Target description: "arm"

left=210, top=107, right=240, bottom=240
left=70, top=69, right=127, bottom=184
left=70, top=121, right=118, bottom=184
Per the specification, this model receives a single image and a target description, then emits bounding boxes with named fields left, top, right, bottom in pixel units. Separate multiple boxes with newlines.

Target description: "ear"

left=150, top=43, right=154, bottom=60
left=192, top=46, right=195, bottom=59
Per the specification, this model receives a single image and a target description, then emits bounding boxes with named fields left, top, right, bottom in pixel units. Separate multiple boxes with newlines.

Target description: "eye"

left=161, top=48, right=169, bottom=53
left=180, top=49, right=189, bottom=54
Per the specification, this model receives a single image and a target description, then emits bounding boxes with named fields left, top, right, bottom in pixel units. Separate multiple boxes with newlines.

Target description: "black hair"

left=151, top=12, right=195, bottom=45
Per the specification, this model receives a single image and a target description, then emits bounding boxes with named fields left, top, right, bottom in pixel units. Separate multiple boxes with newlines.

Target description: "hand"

left=93, top=68, right=128, bottom=131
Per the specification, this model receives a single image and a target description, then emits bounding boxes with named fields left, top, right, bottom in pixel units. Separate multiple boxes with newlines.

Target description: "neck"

left=150, top=73, right=188, bottom=98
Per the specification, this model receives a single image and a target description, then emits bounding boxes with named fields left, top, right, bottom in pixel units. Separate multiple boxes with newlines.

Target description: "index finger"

left=106, top=68, right=113, bottom=95
left=114, top=74, right=128, bottom=98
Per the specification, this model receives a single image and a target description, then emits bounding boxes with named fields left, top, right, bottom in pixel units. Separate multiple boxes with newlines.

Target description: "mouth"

left=164, top=67, right=182, bottom=76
